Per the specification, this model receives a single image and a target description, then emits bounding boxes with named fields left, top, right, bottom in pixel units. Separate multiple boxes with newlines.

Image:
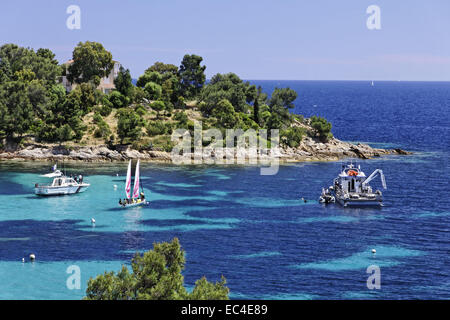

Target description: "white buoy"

left=29, top=254, right=35, bottom=261
left=116, top=173, right=119, bottom=176
left=372, top=249, right=376, bottom=254
left=113, top=184, right=117, bottom=189
left=91, top=218, right=96, bottom=224
left=22, top=258, right=25, bottom=263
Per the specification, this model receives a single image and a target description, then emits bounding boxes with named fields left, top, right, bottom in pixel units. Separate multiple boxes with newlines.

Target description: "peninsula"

left=0, top=42, right=410, bottom=163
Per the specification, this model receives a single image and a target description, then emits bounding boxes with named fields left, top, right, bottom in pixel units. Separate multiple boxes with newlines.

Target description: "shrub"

left=144, top=82, right=162, bottom=100
left=309, top=116, right=332, bottom=142
left=152, top=135, right=175, bottom=152
left=94, top=120, right=112, bottom=139
left=151, top=100, right=165, bottom=118
left=99, top=96, right=113, bottom=116
left=281, top=126, right=306, bottom=148
left=173, top=111, right=188, bottom=125
left=134, top=104, right=147, bottom=116
left=116, top=108, right=143, bottom=143
left=92, top=112, right=103, bottom=124
left=147, top=120, right=172, bottom=137
left=108, top=91, right=130, bottom=109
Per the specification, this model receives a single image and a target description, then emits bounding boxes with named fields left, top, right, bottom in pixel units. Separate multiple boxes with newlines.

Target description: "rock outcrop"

left=0, top=138, right=411, bottom=163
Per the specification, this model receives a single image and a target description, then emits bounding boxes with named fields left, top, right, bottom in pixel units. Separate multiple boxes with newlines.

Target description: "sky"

left=0, top=0, right=449, bottom=80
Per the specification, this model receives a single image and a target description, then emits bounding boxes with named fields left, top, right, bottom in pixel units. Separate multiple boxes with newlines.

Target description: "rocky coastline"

left=0, top=136, right=411, bottom=163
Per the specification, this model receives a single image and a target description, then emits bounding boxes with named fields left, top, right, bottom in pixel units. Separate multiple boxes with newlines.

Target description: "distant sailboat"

left=119, top=160, right=148, bottom=208
left=371, top=81, right=374, bottom=86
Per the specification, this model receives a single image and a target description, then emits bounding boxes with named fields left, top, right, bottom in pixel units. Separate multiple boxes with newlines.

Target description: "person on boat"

left=119, top=199, right=123, bottom=206
left=140, top=192, right=145, bottom=201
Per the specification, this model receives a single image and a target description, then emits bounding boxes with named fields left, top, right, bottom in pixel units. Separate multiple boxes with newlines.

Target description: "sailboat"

left=119, top=159, right=149, bottom=208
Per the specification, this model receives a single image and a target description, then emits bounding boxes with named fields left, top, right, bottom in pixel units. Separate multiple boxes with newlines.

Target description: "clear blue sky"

left=1, top=0, right=449, bottom=80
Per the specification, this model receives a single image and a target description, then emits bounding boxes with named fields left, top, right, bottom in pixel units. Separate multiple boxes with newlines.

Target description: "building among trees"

left=61, top=59, right=121, bottom=94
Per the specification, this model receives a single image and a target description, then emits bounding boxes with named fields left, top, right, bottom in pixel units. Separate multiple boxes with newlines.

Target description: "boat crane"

left=362, top=169, right=387, bottom=190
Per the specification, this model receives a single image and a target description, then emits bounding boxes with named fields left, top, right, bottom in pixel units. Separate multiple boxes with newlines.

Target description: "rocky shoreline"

left=0, top=136, right=411, bottom=163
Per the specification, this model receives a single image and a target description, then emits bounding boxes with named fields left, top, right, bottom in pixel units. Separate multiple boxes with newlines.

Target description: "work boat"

left=331, top=163, right=386, bottom=207
left=119, top=159, right=149, bottom=208
left=35, top=176, right=90, bottom=196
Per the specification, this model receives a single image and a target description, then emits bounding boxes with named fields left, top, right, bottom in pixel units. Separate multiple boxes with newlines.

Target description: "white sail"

left=132, top=159, right=140, bottom=199
left=125, top=160, right=132, bottom=199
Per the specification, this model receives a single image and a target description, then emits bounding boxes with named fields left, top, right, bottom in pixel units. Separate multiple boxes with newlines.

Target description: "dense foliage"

left=309, top=115, right=333, bottom=142
left=84, top=238, right=229, bottom=300
left=0, top=41, right=333, bottom=150
left=67, top=41, right=113, bottom=86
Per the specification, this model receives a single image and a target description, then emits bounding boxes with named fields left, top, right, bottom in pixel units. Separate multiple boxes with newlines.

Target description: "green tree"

left=144, top=82, right=162, bottom=101
left=145, top=62, right=181, bottom=104
left=76, top=83, right=100, bottom=114
left=266, top=87, right=298, bottom=129
left=116, top=108, right=143, bottom=143
left=108, top=90, right=129, bottom=109
left=57, top=124, right=74, bottom=142
left=151, top=100, right=165, bottom=119
left=269, top=87, right=297, bottom=110
left=200, top=73, right=255, bottom=115
left=173, top=110, right=188, bottom=127
left=281, top=126, right=306, bottom=148
left=179, top=54, right=206, bottom=99
left=114, top=66, right=134, bottom=98
left=0, top=44, right=61, bottom=86
left=0, top=76, right=50, bottom=143
left=67, top=41, right=113, bottom=86
left=136, top=71, right=162, bottom=87
left=84, top=238, right=229, bottom=300
left=309, top=116, right=332, bottom=142
left=211, top=99, right=238, bottom=129
left=146, top=62, right=179, bottom=78
left=252, top=86, right=266, bottom=126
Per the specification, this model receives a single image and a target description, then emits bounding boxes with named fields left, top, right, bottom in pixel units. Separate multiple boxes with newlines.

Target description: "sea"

left=0, top=81, right=449, bottom=300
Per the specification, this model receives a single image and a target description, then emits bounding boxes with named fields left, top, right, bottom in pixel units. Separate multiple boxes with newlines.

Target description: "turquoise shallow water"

left=1, top=81, right=449, bottom=299
left=0, top=157, right=448, bottom=300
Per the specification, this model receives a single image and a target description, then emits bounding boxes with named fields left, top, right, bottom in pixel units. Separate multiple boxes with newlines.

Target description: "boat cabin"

left=337, top=164, right=367, bottom=193
left=52, top=177, right=77, bottom=186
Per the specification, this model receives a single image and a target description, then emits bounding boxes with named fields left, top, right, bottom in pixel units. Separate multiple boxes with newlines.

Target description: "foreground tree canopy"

left=84, top=238, right=229, bottom=300
left=0, top=41, right=333, bottom=150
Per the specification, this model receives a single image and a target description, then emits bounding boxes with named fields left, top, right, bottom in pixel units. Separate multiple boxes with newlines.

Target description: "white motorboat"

left=330, top=163, right=386, bottom=207
left=119, top=159, right=149, bottom=208
left=35, top=176, right=90, bottom=196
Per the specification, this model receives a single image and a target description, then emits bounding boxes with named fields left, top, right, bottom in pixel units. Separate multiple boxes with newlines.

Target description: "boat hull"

left=35, top=184, right=89, bottom=196
left=335, top=197, right=382, bottom=207
left=120, top=201, right=149, bottom=208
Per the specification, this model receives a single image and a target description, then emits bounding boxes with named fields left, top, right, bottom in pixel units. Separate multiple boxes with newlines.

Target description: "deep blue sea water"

left=0, top=81, right=449, bottom=300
